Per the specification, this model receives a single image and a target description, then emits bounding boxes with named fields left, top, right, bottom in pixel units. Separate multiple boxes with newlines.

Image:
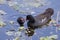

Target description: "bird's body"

left=34, top=13, right=51, bottom=26
left=27, top=14, right=51, bottom=29
left=26, top=8, right=54, bottom=29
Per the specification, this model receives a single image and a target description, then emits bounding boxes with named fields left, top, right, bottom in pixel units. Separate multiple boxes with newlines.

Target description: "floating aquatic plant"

left=0, top=17, right=6, bottom=27
left=0, top=10, right=7, bottom=15
left=0, top=21, right=6, bottom=27
left=9, top=21, right=15, bottom=24
left=0, top=0, right=6, bottom=4
left=18, top=27, right=25, bottom=31
left=40, top=35, right=58, bottom=40
left=6, top=31, right=14, bottom=36
left=6, top=0, right=50, bottom=14
left=13, top=37, right=20, bottom=40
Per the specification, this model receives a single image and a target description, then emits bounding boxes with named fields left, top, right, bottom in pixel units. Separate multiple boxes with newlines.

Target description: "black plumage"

left=17, top=17, right=25, bottom=26
left=26, top=8, right=54, bottom=29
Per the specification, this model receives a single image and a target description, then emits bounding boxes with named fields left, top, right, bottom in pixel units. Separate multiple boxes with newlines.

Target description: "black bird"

left=25, top=8, right=54, bottom=36
left=26, top=8, right=54, bottom=29
left=17, top=17, right=25, bottom=26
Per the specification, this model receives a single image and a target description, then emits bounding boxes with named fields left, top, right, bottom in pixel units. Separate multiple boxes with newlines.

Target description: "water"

left=0, top=0, right=60, bottom=40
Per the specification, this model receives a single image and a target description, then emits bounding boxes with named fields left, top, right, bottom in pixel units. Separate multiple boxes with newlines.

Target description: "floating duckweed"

left=40, top=37, right=44, bottom=40
left=9, top=21, right=15, bottom=24
left=0, top=10, right=7, bottom=15
left=10, top=2, right=20, bottom=11
left=49, top=35, right=58, bottom=39
left=7, top=0, right=50, bottom=12
left=48, top=19, right=57, bottom=26
left=0, top=0, right=6, bottom=4
left=8, top=1, right=18, bottom=7
left=40, top=35, right=58, bottom=40
left=13, top=37, right=20, bottom=40
left=6, top=31, right=14, bottom=36
left=31, top=11, right=35, bottom=14
left=40, top=36, right=49, bottom=40
left=6, top=31, right=21, bottom=37
left=12, top=4, right=20, bottom=11
left=18, top=26, right=25, bottom=31
left=0, top=21, right=6, bottom=27
left=15, top=31, right=21, bottom=37
left=28, top=3, right=42, bottom=7
left=19, top=10, right=28, bottom=14
left=51, top=19, right=56, bottom=24
left=22, top=0, right=49, bottom=8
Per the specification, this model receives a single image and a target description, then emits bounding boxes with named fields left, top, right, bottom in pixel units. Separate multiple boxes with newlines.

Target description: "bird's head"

left=26, top=15, right=35, bottom=23
left=17, top=17, right=25, bottom=26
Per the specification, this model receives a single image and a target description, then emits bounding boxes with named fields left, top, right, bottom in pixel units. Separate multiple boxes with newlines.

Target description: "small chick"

left=17, top=17, right=25, bottom=31
left=17, top=17, right=25, bottom=26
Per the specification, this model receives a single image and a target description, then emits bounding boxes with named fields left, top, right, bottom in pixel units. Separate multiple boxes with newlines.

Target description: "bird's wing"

left=35, top=13, right=46, bottom=19
left=34, top=15, right=51, bottom=27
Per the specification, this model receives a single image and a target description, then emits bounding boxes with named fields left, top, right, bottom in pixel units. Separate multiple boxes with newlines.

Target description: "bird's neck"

left=29, top=19, right=35, bottom=23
